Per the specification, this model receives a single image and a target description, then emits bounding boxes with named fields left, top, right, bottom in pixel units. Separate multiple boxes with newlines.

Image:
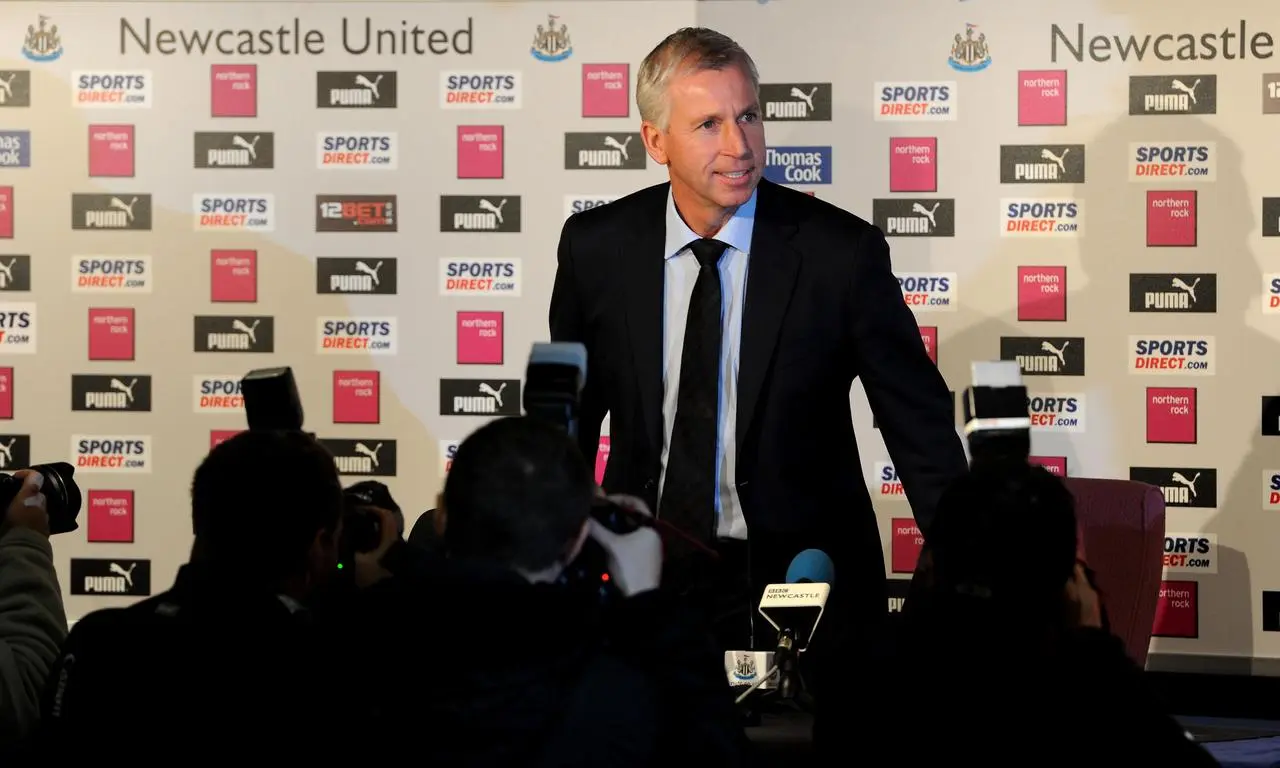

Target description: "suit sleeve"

left=847, top=225, right=967, bottom=534
left=549, top=216, right=607, bottom=465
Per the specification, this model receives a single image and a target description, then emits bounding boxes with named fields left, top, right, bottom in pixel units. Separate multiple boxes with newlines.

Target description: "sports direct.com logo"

left=1163, top=533, right=1216, bottom=574
left=873, top=462, right=905, bottom=500
left=1129, top=143, right=1216, bottom=181
left=317, top=132, right=397, bottom=169
left=1263, top=274, right=1280, bottom=314
left=1001, top=199, right=1082, bottom=237
left=898, top=272, right=956, bottom=312
left=72, top=256, right=151, bottom=293
left=1129, top=336, right=1215, bottom=375
left=193, top=194, right=274, bottom=231
left=439, top=258, right=521, bottom=296
left=0, top=303, right=35, bottom=354
left=192, top=375, right=243, bottom=413
left=73, top=71, right=152, bottom=108
left=1263, top=470, right=1280, bottom=510
left=440, top=72, right=522, bottom=109
left=73, top=436, right=151, bottom=472
left=318, top=318, right=397, bottom=355
left=1028, top=394, right=1086, bottom=432
left=874, top=82, right=955, bottom=121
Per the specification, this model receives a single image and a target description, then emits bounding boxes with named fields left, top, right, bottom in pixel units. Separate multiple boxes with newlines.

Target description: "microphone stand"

left=774, top=628, right=815, bottom=715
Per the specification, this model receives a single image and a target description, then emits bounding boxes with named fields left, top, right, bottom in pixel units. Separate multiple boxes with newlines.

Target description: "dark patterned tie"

left=659, top=238, right=729, bottom=547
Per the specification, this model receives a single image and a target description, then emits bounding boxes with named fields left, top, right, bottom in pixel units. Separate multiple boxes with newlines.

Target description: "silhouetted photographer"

left=34, top=427, right=368, bottom=760
left=367, top=415, right=749, bottom=767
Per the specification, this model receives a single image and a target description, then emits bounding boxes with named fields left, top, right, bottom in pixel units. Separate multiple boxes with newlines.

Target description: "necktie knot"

left=688, top=238, right=729, bottom=269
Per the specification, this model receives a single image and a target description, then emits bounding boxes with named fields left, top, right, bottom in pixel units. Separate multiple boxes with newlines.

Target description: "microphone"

left=725, top=549, right=835, bottom=705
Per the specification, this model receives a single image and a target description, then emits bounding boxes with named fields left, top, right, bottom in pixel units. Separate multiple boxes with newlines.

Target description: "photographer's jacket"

left=34, top=563, right=345, bottom=759
left=354, top=553, right=751, bottom=767
left=0, top=526, right=66, bottom=749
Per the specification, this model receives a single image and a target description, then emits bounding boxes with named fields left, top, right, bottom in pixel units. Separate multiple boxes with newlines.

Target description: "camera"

left=961, top=361, right=1031, bottom=466
left=0, top=462, right=82, bottom=535
left=342, top=480, right=403, bottom=554
left=523, top=342, right=642, bottom=599
left=239, top=366, right=386, bottom=569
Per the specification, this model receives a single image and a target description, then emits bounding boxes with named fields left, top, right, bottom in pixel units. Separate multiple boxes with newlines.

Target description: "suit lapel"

left=621, top=186, right=668, bottom=456
left=737, top=181, right=800, bottom=457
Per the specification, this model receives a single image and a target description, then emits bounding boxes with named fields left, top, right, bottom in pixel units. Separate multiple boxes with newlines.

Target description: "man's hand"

left=353, top=506, right=398, bottom=588
left=586, top=494, right=663, bottom=597
left=1065, top=561, right=1102, bottom=629
left=3, top=469, right=48, bottom=537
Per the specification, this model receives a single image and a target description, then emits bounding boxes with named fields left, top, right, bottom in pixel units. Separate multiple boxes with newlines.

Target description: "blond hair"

left=636, top=27, right=759, bottom=131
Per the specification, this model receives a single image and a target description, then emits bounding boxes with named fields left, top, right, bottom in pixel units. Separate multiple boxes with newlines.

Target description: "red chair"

left=1063, top=477, right=1166, bottom=668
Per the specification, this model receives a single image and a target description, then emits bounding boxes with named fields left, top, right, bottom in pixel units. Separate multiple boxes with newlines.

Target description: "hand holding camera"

left=3, top=470, right=49, bottom=537
left=586, top=494, right=663, bottom=597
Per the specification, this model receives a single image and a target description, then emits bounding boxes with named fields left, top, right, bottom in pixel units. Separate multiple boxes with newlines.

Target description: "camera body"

left=0, top=462, right=81, bottom=534
left=961, top=361, right=1032, bottom=467
left=523, top=342, right=635, bottom=601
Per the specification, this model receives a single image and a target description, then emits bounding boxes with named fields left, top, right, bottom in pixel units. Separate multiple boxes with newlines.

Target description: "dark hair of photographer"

left=890, top=461, right=1219, bottom=765
left=929, top=460, right=1081, bottom=631
left=440, top=415, right=593, bottom=574
left=190, top=430, right=344, bottom=594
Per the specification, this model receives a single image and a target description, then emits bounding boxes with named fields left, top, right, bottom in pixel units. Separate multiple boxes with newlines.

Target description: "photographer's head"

left=438, top=416, right=593, bottom=582
left=929, top=460, right=1089, bottom=630
left=190, top=430, right=344, bottom=597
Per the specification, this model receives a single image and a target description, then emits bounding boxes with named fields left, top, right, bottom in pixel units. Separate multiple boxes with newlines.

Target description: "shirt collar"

left=664, top=186, right=757, bottom=260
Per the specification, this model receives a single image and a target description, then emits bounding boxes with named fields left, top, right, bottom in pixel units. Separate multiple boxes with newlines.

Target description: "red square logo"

left=582, top=64, right=630, bottom=117
left=1018, top=70, right=1068, bottom=126
left=210, top=430, right=242, bottom=450
left=1029, top=456, right=1067, bottom=476
left=87, top=308, right=135, bottom=361
left=1147, top=387, right=1197, bottom=444
left=332, top=371, right=380, bottom=424
left=595, top=436, right=610, bottom=485
left=88, top=125, right=135, bottom=178
left=1152, top=580, right=1198, bottom=638
left=456, top=126, right=504, bottom=179
left=888, top=138, right=937, bottom=193
left=0, top=368, right=11, bottom=419
left=890, top=517, right=925, bottom=573
left=1017, top=266, right=1067, bottom=321
left=210, top=249, right=257, bottom=302
left=211, top=64, right=257, bottom=117
left=87, top=490, right=135, bottom=543
left=1146, top=191, right=1197, bottom=247
left=918, top=325, right=938, bottom=365
left=0, top=186, right=12, bottom=239
left=456, top=311, right=503, bottom=364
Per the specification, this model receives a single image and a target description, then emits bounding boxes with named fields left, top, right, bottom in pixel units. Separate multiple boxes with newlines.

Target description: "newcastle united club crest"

left=531, top=14, right=572, bottom=62
left=948, top=23, right=991, bottom=73
left=22, top=15, right=63, bottom=63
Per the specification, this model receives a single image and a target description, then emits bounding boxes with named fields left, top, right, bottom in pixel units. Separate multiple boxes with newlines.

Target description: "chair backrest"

left=1063, top=477, right=1166, bottom=668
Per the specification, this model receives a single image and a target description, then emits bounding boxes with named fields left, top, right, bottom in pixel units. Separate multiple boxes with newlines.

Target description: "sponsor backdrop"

left=2, top=0, right=1278, bottom=672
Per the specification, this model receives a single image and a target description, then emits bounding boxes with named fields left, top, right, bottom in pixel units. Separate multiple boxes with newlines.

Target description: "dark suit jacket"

left=549, top=179, right=966, bottom=595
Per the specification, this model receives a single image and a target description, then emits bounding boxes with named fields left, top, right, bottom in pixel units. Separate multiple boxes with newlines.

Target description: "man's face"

left=644, top=64, right=765, bottom=213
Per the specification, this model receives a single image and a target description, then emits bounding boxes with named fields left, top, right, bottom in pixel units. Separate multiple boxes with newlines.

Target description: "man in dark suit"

left=549, top=26, right=967, bottom=703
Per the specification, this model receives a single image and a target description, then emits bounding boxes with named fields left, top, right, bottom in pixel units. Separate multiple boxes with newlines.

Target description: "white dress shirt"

left=658, top=188, right=757, bottom=541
